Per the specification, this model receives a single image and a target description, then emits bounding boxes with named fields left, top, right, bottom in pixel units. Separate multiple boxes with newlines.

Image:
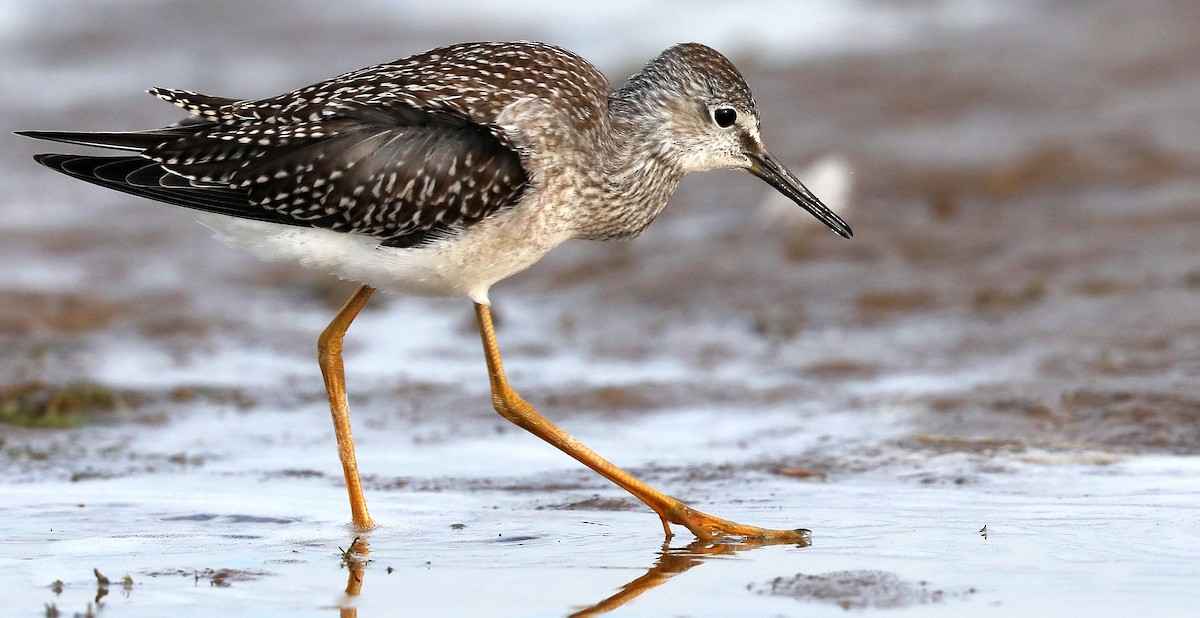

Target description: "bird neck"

left=580, top=91, right=685, bottom=240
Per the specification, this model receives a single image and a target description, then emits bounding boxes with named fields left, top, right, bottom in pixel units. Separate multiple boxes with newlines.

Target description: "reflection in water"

left=339, top=535, right=371, bottom=618
left=569, top=535, right=812, bottom=617
left=93, top=567, right=110, bottom=606
left=334, top=532, right=808, bottom=617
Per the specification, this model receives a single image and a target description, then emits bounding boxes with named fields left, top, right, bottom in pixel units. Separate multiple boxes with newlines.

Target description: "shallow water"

left=4, top=1, right=1200, bottom=616
left=8, top=422, right=1200, bottom=616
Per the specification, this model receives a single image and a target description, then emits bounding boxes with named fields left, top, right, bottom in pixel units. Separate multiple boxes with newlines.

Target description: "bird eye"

left=713, top=107, right=737, bottom=128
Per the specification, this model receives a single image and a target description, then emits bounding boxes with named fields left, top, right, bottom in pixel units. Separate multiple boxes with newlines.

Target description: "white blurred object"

left=753, top=155, right=853, bottom=234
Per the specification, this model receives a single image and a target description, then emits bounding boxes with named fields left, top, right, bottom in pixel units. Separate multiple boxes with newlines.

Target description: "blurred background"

left=2, top=1, right=1198, bottom=616
left=5, top=0, right=1196, bottom=447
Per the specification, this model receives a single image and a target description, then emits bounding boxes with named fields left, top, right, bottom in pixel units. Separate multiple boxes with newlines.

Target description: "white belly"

left=190, top=205, right=571, bottom=304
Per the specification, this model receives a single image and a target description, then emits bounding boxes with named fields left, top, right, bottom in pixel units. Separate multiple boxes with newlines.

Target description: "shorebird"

left=19, top=41, right=851, bottom=541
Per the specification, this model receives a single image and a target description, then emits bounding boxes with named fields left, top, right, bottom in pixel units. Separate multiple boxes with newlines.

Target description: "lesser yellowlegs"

left=19, top=41, right=851, bottom=541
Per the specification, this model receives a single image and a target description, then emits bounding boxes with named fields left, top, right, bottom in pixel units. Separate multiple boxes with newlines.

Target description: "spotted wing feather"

left=137, top=102, right=526, bottom=247
left=21, top=42, right=618, bottom=246
left=24, top=96, right=527, bottom=248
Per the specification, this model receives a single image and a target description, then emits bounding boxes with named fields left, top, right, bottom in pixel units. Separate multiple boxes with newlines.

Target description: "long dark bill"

left=749, top=151, right=853, bottom=238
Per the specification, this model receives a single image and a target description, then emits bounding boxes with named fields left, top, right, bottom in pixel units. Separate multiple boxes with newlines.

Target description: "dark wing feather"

left=22, top=98, right=527, bottom=248
left=234, top=114, right=526, bottom=244
left=16, top=124, right=216, bottom=152
left=32, top=154, right=292, bottom=224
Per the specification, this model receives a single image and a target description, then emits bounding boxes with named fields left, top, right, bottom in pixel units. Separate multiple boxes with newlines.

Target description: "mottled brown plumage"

left=22, top=41, right=848, bottom=258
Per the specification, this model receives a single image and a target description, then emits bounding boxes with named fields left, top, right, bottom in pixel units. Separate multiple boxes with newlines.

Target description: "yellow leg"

left=318, top=285, right=376, bottom=529
left=474, top=303, right=810, bottom=542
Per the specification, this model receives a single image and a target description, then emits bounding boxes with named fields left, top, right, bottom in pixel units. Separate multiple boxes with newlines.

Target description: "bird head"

left=623, top=43, right=853, bottom=239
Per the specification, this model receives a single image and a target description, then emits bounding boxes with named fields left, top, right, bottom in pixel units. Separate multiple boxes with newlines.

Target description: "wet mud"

left=754, top=570, right=975, bottom=610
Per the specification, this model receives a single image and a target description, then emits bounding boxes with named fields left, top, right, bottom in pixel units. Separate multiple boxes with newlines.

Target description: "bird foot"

left=662, top=502, right=812, bottom=545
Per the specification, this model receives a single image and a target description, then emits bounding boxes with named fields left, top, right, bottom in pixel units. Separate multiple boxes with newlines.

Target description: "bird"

left=18, top=40, right=851, bottom=542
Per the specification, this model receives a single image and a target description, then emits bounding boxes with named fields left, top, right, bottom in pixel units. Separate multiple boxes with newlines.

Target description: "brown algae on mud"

left=0, top=290, right=129, bottom=336
left=0, top=381, right=123, bottom=428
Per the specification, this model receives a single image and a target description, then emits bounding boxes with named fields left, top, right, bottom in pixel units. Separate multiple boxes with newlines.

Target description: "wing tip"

left=31, top=152, right=69, bottom=169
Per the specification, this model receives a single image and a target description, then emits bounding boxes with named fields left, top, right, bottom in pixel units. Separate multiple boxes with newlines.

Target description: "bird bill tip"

left=749, top=151, right=852, bottom=239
